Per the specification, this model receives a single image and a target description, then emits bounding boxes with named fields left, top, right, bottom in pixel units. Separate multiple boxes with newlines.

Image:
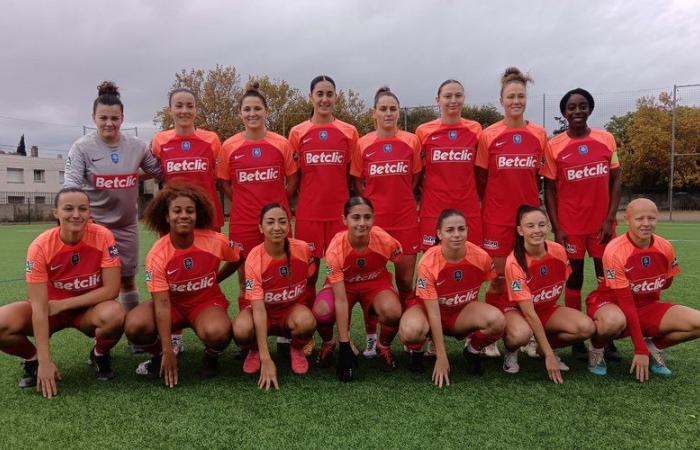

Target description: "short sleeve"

left=350, top=139, right=365, bottom=177
left=211, top=135, right=223, bottom=169
left=145, top=250, right=169, bottom=293
left=99, top=230, right=121, bottom=269
left=479, top=253, right=498, bottom=282
left=603, top=248, right=629, bottom=290
left=475, top=132, right=490, bottom=169
left=324, top=244, right=345, bottom=284
left=244, top=257, right=264, bottom=301
left=415, top=262, right=437, bottom=300
left=411, top=135, right=422, bottom=174
left=221, top=235, right=241, bottom=263
left=25, top=241, right=48, bottom=283
left=347, top=127, right=359, bottom=167
left=217, top=143, right=231, bottom=180
left=282, top=140, right=298, bottom=176
left=540, top=142, right=557, bottom=180
left=64, top=143, right=86, bottom=188
left=505, top=259, right=532, bottom=302
left=140, top=141, right=163, bottom=180
left=660, top=241, right=681, bottom=279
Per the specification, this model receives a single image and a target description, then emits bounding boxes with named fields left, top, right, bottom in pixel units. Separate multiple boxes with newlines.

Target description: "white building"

left=0, top=148, right=65, bottom=204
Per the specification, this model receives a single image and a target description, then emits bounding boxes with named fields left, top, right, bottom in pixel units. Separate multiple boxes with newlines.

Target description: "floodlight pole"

left=669, top=85, right=677, bottom=222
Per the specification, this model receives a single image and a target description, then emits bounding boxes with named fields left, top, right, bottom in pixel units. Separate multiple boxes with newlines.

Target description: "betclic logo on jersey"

left=169, top=271, right=216, bottom=293
left=368, top=160, right=409, bottom=176
left=305, top=150, right=344, bottom=165
left=93, top=174, right=137, bottom=190
left=438, top=289, right=479, bottom=307
left=496, top=155, right=537, bottom=169
left=166, top=157, right=209, bottom=174
left=264, top=281, right=306, bottom=304
left=564, top=162, right=609, bottom=182
left=53, top=272, right=102, bottom=291
left=630, top=276, right=666, bottom=294
left=431, top=148, right=473, bottom=163
left=531, top=283, right=563, bottom=304
left=236, top=166, right=280, bottom=183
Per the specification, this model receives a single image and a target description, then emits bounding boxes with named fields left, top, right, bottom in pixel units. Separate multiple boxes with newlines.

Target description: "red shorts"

left=171, top=296, right=230, bottom=329
left=265, top=303, right=306, bottom=338
left=492, top=298, right=560, bottom=327
left=405, top=298, right=465, bottom=337
left=419, top=215, right=482, bottom=251
left=295, top=218, right=345, bottom=258
left=587, top=293, right=675, bottom=337
left=47, top=307, right=89, bottom=335
left=385, top=226, right=420, bottom=256
left=345, top=278, right=398, bottom=317
left=564, top=227, right=616, bottom=259
left=229, top=224, right=264, bottom=258
left=482, top=223, right=515, bottom=257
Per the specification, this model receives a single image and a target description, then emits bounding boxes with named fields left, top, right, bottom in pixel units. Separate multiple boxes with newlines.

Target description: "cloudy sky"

left=1, top=0, right=698, bottom=156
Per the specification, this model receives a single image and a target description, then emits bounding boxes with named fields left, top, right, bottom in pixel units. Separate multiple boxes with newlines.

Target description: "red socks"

left=470, top=330, right=501, bottom=351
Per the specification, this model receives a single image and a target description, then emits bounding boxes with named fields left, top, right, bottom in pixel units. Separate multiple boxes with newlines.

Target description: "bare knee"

left=483, top=310, right=506, bottom=335
left=577, top=317, right=596, bottom=340
left=595, top=310, right=626, bottom=338
left=504, top=320, right=531, bottom=350
left=199, top=323, right=231, bottom=348
left=96, top=301, right=125, bottom=333
left=376, top=303, right=402, bottom=326
left=290, top=312, right=316, bottom=338
left=232, top=315, right=254, bottom=344
left=124, top=311, right=154, bottom=342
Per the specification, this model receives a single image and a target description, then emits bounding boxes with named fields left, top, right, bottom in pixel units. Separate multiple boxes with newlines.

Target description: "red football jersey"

left=541, top=129, right=620, bottom=235
left=244, top=238, right=315, bottom=315
left=350, top=131, right=422, bottom=231
left=217, top=132, right=298, bottom=227
left=25, top=222, right=121, bottom=300
left=602, top=234, right=680, bottom=306
left=505, top=241, right=571, bottom=312
left=416, top=241, right=496, bottom=314
left=476, top=121, right=547, bottom=226
left=324, top=226, right=402, bottom=286
left=289, top=119, right=359, bottom=221
left=151, top=128, right=225, bottom=229
left=145, top=229, right=240, bottom=310
left=416, top=118, right=483, bottom=219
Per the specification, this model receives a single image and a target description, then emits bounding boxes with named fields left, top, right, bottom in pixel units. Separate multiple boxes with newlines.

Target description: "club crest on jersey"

left=454, top=270, right=463, bottom=282
left=513, top=134, right=522, bottom=145
left=356, top=258, right=366, bottom=268
left=383, top=143, right=392, bottom=153
left=184, top=257, right=194, bottom=270
left=319, top=130, right=328, bottom=141
left=578, top=144, right=589, bottom=155
left=110, top=153, right=120, bottom=164
left=108, top=245, right=119, bottom=258
left=279, top=265, right=289, bottom=278
left=252, top=147, right=262, bottom=158
left=511, top=280, right=522, bottom=292
left=540, top=265, right=548, bottom=277
left=448, top=130, right=458, bottom=141
left=181, top=140, right=191, bottom=151
left=25, top=261, right=34, bottom=273
left=641, top=256, right=651, bottom=268
left=71, top=253, right=80, bottom=266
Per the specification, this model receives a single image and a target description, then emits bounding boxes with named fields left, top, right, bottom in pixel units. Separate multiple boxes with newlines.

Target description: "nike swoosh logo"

left=431, top=135, right=441, bottom=141
left=366, top=152, right=376, bottom=157
left=91, top=158, right=104, bottom=162
left=495, top=141, right=506, bottom=147
left=163, top=147, right=174, bottom=151
left=436, top=280, right=446, bottom=286
left=561, top=154, right=572, bottom=160
left=167, top=269, right=178, bottom=276
left=234, top=154, right=245, bottom=160
left=302, top=138, right=313, bottom=144
left=262, top=276, right=274, bottom=283
left=624, top=267, right=633, bottom=272
left=341, top=266, right=351, bottom=271
left=50, top=264, right=63, bottom=270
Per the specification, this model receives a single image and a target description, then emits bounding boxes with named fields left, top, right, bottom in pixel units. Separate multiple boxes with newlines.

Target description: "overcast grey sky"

left=1, top=0, right=698, bottom=156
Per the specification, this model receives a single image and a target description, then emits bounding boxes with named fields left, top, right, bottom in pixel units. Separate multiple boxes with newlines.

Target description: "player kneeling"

left=587, top=198, right=700, bottom=381
left=499, top=205, right=595, bottom=384
left=232, top=204, right=316, bottom=390
left=0, top=188, right=124, bottom=398
left=125, top=183, right=240, bottom=387
left=399, top=209, right=505, bottom=386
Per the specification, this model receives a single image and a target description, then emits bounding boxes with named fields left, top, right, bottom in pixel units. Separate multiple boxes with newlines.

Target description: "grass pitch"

left=0, top=222, right=698, bottom=449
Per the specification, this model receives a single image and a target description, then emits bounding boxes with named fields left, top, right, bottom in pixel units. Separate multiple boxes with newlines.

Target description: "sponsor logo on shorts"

left=564, top=162, right=609, bottom=181
left=93, top=174, right=137, bottom=190
left=305, top=150, right=344, bottom=165
left=438, top=289, right=479, bottom=307
left=71, top=253, right=80, bottom=266
left=184, top=257, right=193, bottom=270
left=368, top=161, right=408, bottom=176
left=565, top=243, right=577, bottom=254
left=496, top=155, right=537, bottom=169
left=531, top=283, right=563, bottom=304
left=25, top=260, right=34, bottom=273
left=170, top=272, right=216, bottom=293
left=110, top=152, right=120, bottom=164
left=510, top=280, right=522, bottom=292
left=53, top=272, right=101, bottom=291
left=108, top=245, right=119, bottom=258
left=483, top=239, right=499, bottom=250
left=264, top=281, right=306, bottom=303
left=236, top=167, right=280, bottom=183
left=422, top=234, right=436, bottom=246
left=166, top=158, right=208, bottom=173
left=346, top=271, right=381, bottom=283
left=630, top=276, right=666, bottom=294
left=431, top=148, right=473, bottom=163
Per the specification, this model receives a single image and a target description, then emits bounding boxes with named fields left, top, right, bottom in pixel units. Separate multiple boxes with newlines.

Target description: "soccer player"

left=232, top=204, right=316, bottom=390
left=351, top=86, right=421, bottom=316
left=542, top=88, right=622, bottom=361
left=475, top=68, right=548, bottom=358
left=0, top=188, right=123, bottom=398
left=64, top=81, right=162, bottom=326
left=124, top=183, right=240, bottom=386
left=501, top=205, right=595, bottom=383
left=587, top=198, right=700, bottom=381
left=400, top=209, right=505, bottom=385
left=216, top=82, right=299, bottom=341
left=150, top=87, right=225, bottom=231
left=416, top=79, right=483, bottom=249
left=313, top=196, right=404, bottom=379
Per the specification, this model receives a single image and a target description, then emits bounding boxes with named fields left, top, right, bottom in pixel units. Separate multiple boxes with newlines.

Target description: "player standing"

left=587, top=198, right=700, bottom=380
left=475, top=68, right=548, bottom=358
left=232, top=204, right=317, bottom=390
left=124, top=183, right=240, bottom=385
left=63, top=81, right=162, bottom=328
left=542, top=88, right=622, bottom=361
left=400, top=209, right=504, bottom=384
left=0, top=188, right=124, bottom=398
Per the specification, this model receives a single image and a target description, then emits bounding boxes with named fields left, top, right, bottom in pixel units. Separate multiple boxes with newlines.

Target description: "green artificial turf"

left=0, top=222, right=698, bottom=449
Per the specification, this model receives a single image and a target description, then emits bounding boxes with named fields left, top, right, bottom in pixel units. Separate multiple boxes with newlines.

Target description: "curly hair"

left=143, top=182, right=214, bottom=235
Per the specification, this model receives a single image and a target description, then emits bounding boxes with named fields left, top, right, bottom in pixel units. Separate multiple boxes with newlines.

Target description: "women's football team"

left=1, top=68, right=700, bottom=398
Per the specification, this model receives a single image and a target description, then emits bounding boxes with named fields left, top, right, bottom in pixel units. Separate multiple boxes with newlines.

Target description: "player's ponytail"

left=93, top=81, right=123, bottom=114
left=500, top=67, right=533, bottom=96
left=373, top=86, right=400, bottom=108
left=513, top=204, right=547, bottom=275
left=239, top=81, right=268, bottom=110
left=434, top=209, right=465, bottom=246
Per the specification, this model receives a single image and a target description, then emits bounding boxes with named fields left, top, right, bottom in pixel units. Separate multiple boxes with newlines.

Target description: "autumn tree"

left=246, top=75, right=310, bottom=136
left=403, top=106, right=439, bottom=133
left=333, top=89, right=374, bottom=135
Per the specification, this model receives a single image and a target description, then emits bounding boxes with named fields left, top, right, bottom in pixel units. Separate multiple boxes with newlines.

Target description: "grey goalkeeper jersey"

left=64, top=132, right=162, bottom=228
